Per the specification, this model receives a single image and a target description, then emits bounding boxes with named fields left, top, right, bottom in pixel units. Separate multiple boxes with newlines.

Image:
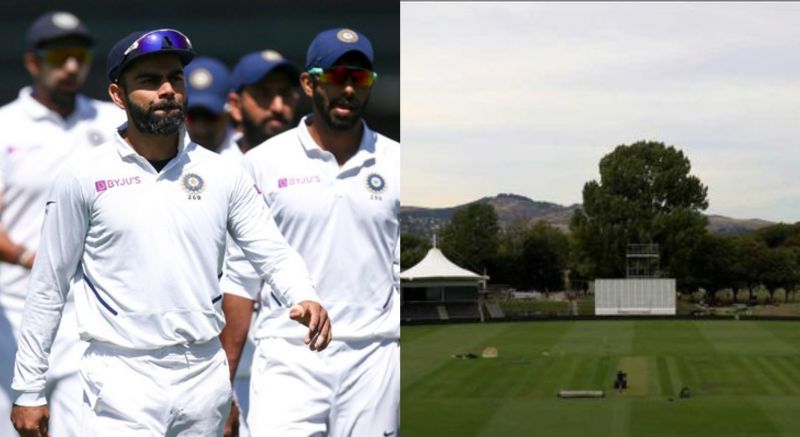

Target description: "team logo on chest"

left=365, top=173, right=386, bottom=200
left=87, top=129, right=105, bottom=146
left=181, top=172, right=205, bottom=200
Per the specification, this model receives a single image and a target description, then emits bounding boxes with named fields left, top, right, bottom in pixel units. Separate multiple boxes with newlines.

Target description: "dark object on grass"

left=614, top=370, right=628, bottom=391
left=452, top=353, right=478, bottom=359
left=680, top=386, right=691, bottom=398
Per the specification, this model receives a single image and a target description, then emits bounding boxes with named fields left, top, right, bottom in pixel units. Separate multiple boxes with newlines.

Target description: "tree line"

left=401, top=141, right=800, bottom=303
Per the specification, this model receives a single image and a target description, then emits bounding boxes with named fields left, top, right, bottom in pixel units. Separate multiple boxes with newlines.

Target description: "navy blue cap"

left=305, top=27, right=374, bottom=71
left=26, top=11, right=93, bottom=51
left=230, top=50, right=299, bottom=93
left=106, top=29, right=195, bottom=82
left=185, top=57, right=231, bottom=115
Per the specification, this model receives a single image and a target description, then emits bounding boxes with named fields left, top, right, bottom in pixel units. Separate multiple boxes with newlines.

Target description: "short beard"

left=312, top=89, right=368, bottom=131
left=47, top=89, right=76, bottom=110
left=241, top=111, right=270, bottom=148
left=125, top=94, right=186, bottom=136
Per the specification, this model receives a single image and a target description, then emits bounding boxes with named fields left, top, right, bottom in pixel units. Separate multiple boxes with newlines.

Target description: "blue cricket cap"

left=305, top=27, right=373, bottom=71
left=185, top=57, right=231, bottom=115
left=106, top=28, right=195, bottom=82
left=26, top=11, right=94, bottom=51
left=230, top=50, right=299, bottom=93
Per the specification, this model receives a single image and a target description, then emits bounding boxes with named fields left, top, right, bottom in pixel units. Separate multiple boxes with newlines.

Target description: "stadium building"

left=400, top=245, right=488, bottom=322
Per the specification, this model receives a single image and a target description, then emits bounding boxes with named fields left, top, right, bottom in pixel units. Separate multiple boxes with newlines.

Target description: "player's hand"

left=11, top=404, right=50, bottom=437
left=289, top=300, right=332, bottom=351
left=22, top=252, right=36, bottom=269
left=223, top=400, right=240, bottom=437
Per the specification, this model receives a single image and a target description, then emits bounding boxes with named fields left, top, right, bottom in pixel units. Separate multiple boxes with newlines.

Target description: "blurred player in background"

left=10, top=27, right=330, bottom=436
left=0, top=11, right=122, bottom=437
left=184, top=56, right=240, bottom=156
left=222, top=49, right=303, bottom=437
left=227, top=50, right=301, bottom=155
left=221, top=27, right=399, bottom=436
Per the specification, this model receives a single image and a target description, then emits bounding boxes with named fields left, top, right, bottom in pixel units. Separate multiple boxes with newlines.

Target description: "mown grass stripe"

left=762, top=356, right=800, bottom=395
left=552, top=355, right=581, bottom=394
left=566, top=356, right=596, bottom=390
left=664, top=355, right=684, bottom=397
left=531, top=355, right=574, bottom=397
left=591, top=355, right=613, bottom=391
left=737, top=356, right=782, bottom=396
left=727, top=356, right=768, bottom=396
left=509, top=358, right=546, bottom=399
left=656, top=355, right=674, bottom=396
left=673, top=355, right=699, bottom=390
left=753, top=356, right=794, bottom=396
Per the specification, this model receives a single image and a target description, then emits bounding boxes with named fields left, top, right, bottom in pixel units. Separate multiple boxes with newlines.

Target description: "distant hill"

left=401, top=193, right=773, bottom=238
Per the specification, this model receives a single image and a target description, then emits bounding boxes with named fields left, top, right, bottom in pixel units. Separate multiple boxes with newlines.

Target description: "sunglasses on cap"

left=308, top=67, right=377, bottom=87
left=36, top=47, right=92, bottom=66
left=123, top=28, right=192, bottom=58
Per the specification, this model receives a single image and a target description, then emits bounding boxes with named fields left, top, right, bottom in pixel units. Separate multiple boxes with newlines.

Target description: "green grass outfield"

left=402, top=320, right=800, bottom=436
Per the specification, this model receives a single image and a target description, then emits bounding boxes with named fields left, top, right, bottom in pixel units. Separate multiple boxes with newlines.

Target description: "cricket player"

left=227, top=49, right=301, bottom=155
left=221, top=27, right=399, bottom=436
left=10, top=28, right=331, bottom=436
left=184, top=56, right=239, bottom=156
left=0, top=11, right=123, bottom=437
left=222, top=49, right=304, bottom=437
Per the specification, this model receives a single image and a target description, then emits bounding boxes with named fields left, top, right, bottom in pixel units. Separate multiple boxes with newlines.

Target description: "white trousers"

left=247, top=337, right=399, bottom=437
left=79, top=339, right=232, bottom=436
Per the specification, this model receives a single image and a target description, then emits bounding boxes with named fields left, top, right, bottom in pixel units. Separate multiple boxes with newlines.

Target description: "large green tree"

left=519, top=222, right=569, bottom=291
left=440, top=203, right=499, bottom=274
left=495, top=220, right=569, bottom=291
left=570, top=140, right=709, bottom=289
left=400, top=233, right=431, bottom=270
left=761, top=247, right=800, bottom=303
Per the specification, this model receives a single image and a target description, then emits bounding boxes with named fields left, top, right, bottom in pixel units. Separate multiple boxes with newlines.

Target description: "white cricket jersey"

left=217, top=129, right=244, bottom=160
left=0, top=87, right=123, bottom=317
left=221, top=116, right=400, bottom=341
left=12, top=125, right=319, bottom=402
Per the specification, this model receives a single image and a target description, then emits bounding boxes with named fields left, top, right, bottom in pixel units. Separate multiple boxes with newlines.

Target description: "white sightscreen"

left=595, top=279, right=676, bottom=315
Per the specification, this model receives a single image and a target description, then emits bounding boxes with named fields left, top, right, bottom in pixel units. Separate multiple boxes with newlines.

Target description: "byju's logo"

left=277, top=175, right=321, bottom=189
left=95, top=176, right=141, bottom=192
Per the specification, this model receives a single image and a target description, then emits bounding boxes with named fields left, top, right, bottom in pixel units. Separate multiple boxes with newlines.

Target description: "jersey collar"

left=297, top=115, right=376, bottom=168
left=18, top=86, right=95, bottom=123
left=113, top=122, right=192, bottom=161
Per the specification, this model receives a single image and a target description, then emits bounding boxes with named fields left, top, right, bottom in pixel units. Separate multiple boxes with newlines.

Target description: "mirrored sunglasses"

left=308, top=67, right=377, bottom=87
left=36, top=48, right=92, bottom=66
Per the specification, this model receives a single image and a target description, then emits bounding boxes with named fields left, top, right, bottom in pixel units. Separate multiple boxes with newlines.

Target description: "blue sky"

left=402, top=2, right=800, bottom=223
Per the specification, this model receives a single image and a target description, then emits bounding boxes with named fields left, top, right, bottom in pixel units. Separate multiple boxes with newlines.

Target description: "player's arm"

left=10, top=171, right=88, bottom=435
left=219, top=240, right=258, bottom=381
left=0, top=227, right=35, bottom=268
left=219, top=290, right=254, bottom=437
left=226, top=164, right=331, bottom=351
left=220, top=294, right=255, bottom=380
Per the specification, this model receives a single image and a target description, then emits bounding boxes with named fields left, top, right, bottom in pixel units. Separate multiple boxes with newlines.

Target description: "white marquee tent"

left=401, top=245, right=489, bottom=321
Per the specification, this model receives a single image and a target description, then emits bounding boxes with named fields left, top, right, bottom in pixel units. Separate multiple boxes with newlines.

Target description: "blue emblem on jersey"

left=182, top=173, right=205, bottom=194
left=366, top=173, right=386, bottom=194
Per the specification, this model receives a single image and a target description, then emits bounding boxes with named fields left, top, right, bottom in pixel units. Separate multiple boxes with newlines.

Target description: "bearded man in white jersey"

left=10, top=28, right=331, bottom=437
left=221, top=27, right=399, bottom=437
left=0, top=11, right=123, bottom=437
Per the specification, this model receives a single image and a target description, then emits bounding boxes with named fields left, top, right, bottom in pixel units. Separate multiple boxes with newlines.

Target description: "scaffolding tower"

left=626, top=244, right=660, bottom=278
